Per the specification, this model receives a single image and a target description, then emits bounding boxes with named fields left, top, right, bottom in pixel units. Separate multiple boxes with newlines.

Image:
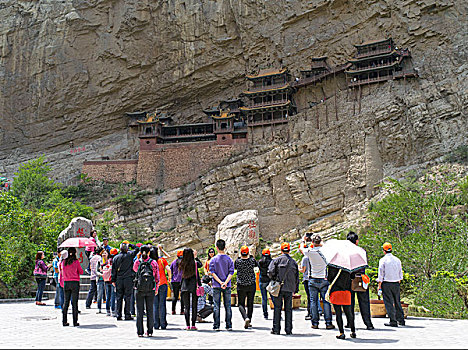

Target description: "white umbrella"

left=319, top=239, right=368, bottom=272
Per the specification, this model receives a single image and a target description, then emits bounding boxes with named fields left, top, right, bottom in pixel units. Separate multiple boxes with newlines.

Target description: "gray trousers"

left=382, top=281, right=405, bottom=324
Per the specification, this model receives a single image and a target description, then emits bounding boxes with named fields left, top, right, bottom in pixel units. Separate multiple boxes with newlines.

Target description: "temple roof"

left=126, top=111, right=147, bottom=117
left=246, top=68, right=288, bottom=80
left=311, top=56, right=328, bottom=61
left=239, top=101, right=291, bottom=111
left=211, top=111, right=235, bottom=119
left=354, top=38, right=393, bottom=48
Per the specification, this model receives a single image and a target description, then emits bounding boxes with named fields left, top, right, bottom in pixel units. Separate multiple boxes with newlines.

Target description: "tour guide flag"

left=319, top=239, right=368, bottom=272
left=59, top=237, right=97, bottom=249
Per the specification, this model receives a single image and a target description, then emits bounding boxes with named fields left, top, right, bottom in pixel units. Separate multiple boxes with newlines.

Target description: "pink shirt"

left=61, top=259, right=83, bottom=282
left=133, top=257, right=159, bottom=292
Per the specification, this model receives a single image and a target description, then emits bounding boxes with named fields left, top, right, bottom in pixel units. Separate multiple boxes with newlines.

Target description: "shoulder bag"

left=266, top=259, right=290, bottom=297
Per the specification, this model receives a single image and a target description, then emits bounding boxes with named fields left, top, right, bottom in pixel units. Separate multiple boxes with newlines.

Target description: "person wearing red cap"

left=234, top=246, right=258, bottom=329
left=258, top=248, right=273, bottom=319
left=377, top=242, right=405, bottom=327
left=267, top=242, right=299, bottom=335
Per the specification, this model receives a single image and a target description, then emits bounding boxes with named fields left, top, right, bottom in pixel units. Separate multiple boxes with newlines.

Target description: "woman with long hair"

left=258, top=248, right=273, bottom=319
left=234, top=246, right=258, bottom=329
left=133, top=245, right=159, bottom=337
left=204, top=248, right=216, bottom=275
left=33, top=251, right=52, bottom=306
left=179, top=248, right=202, bottom=330
left=61, top=247, right=83, bottom=327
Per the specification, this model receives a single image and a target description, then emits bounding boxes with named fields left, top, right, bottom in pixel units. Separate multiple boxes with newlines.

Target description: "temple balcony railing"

left=247, top=118, right=289, bottom=127
left=347, top=61, right=398, bottom=73
left=246, top=99, right=289, bottom=108
left=348, top=75, right=392, bottom=87
left=162, top=132, right=214, bottom=139
left=393, top=69, right=418, bottom=79
left=247, top=83, right=289, bottom=92
left=355, top=47, right=393, bottom=59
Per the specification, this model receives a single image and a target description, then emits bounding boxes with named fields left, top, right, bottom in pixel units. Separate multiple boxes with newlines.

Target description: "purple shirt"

left=209, top=254, right=235, bottom=288
left=170, top=258, right=183, bottom=283
left=34, top=260, right=48, bottom=276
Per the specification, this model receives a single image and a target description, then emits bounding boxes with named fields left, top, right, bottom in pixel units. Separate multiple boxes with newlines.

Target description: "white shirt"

left=377, top=253, right=403, bottom=282
left=303, top=247, right=327, bottom=279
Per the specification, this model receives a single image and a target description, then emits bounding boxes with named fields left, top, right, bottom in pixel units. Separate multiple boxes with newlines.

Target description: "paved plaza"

left=0, top=299, right=466, bottom=348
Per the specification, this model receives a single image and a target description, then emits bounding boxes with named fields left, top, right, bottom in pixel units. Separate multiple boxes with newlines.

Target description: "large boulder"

left=215, top=210, right=259, bottom=257
left=57, top=217, right=94, bottom=270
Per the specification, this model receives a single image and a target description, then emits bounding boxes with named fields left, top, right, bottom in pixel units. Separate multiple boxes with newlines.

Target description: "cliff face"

left=0, top=0, right=467, bottom=249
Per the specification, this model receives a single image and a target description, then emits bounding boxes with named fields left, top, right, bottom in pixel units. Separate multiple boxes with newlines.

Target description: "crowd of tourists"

left=34, top=232, right=405, bottom=339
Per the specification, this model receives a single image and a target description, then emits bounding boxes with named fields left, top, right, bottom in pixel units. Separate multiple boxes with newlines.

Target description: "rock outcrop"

left=215, top=210, right=259, bottom=257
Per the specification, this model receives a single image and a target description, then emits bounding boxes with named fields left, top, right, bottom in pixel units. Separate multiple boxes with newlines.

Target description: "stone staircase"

left=43, top=274, right=91, bottom=301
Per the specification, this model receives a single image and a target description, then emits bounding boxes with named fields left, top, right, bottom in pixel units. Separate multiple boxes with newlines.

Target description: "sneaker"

left=106, top=311, right=111, bottom=316
left=213, top=328, right=221, bottom=332
left=86, top=306, right=91, bottom=309
left=385, top=322, right=398, bottom=327
left=55, top=306, right=62, bottom=309
left=326, top=324, right=335, bottom=330
left=96, top=310, right=102, bottom=314
left=244, top=318, right=250, bottom=329
left=226, top=327, right=233, bottom=331
left=185, top=326, right=191, bottom=330
left=398, top=321, right=406, bottom=326
left=172, top=311, right=176, bottom=315
left=264, top=315, right=268, bottom=320
left=336, top=333, right=345, bottom=340
left=350, top=332, right=357, bottom=338
left=271, top=330, right=280, bottom=335
left=190, top=326, right=198, bottom=330
left=180, top=311, right=185, bottom=315
left=311, top=325, right=319, bottom=329
left=305, top=315, right=312, bottom=320
left=366, top=325, right=375, bottom=330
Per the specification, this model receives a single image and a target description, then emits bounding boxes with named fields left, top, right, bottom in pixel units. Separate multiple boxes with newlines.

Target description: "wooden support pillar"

left=358, top=83, right=362, bottom=115
left=315, top=104, right=319, bottom=129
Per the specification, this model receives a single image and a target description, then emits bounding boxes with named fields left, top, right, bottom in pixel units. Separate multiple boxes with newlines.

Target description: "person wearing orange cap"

left=258, top=248, right=273, bottom=319
left=170, top=250, right=185, bottom=315
left=267, top=242, right=299, bottom=335
left=234, top=246, right=258, bottom=329
left=377, top=242, right=405, bottom=327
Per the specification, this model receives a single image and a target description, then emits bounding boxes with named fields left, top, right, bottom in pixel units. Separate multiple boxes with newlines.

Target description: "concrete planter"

left=231, top=293, right=238, bottom=307
left=370, top=299, right=409, bottom=318
left=268, top=295, right=302, bottom=310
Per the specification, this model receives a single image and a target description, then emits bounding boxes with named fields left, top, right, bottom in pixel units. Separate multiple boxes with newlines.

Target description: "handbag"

left=49, top=276, right=57, bottom=288
left=266, top=259, right=291, bottom=298
left=351, top=274, right=367, bottom=292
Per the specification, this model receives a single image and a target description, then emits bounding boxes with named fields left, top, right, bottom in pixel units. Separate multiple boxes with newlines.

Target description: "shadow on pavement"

left=146, top=336, right=178, bottom=341
left=78, top=324, right=117, bottom=329
left=348, top=338, right=399, bottom=344
left=282, top=333, right=321, bottom=338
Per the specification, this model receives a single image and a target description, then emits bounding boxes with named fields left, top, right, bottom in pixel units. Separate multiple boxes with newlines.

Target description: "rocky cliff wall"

left=1, top=0, right=466, bottom=179
left=0, top=0, right=466, bottom=251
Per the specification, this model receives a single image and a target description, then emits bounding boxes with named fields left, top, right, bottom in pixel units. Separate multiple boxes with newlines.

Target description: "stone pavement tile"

left=0, top=300, right=467, bottom=349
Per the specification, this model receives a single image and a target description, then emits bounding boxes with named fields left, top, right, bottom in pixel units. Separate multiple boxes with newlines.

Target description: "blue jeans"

left=96, top=280, right=105, bottom=310
left=213, top=287, right=232, bottom=329
left=309, top=278, right=332, bottom=326
left=259, top=282, right=270, bottom=318
left=153, top=284, right=168, bottom=329
left=35, top=278, right=46, bottom=302
left=54, top=277, right=64, bottom=307
left=105, top=283, right=116, bottom=313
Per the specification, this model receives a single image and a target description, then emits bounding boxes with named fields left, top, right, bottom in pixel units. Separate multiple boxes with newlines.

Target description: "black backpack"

left=134, top=258, right=155, bottom=292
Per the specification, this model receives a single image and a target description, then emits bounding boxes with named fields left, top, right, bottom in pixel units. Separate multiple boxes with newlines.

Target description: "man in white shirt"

left=377, top=242, right=405, bottom=327
left=299, top=234, right=335, bottom=330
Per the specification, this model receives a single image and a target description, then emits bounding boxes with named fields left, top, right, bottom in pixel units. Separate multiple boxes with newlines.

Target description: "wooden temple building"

left=240, top=68, right=296, bottom=130
left=346, top=38, right=417, bottom=87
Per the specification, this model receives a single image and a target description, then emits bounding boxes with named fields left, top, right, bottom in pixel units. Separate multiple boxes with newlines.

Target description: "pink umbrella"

left=59, top=237, right=97, bottom=249
left=319, top=239, right=368, bottom=272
